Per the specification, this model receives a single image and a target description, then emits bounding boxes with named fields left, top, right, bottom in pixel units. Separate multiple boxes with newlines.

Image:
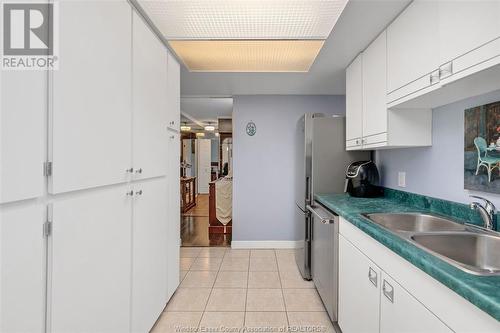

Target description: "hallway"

left=152, top=248, right=335, bottom=333
left=181, top=194, right=231, bottom=247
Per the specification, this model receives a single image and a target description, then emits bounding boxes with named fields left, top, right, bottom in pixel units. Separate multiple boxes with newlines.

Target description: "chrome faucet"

left=470, top=195, right=496, bottom=230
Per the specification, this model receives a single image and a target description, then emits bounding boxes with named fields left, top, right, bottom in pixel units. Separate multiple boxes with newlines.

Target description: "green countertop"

left=314, top=192, right=500, bottom=321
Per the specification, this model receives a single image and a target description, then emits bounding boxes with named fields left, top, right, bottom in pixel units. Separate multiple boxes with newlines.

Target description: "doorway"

left=179, top=97, right=233, bottom=247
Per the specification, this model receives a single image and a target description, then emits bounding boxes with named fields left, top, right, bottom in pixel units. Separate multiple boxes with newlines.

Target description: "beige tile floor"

left=152, top=248, right=339, bottom=333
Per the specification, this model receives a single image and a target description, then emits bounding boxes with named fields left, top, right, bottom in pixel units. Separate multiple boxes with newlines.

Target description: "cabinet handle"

left=170, top=135, right=175, bottom=139
left=135, top=168, right=143, bottom=174
left=382, top=280, right=394, bottom=303
left=368, top=267, right=378, bottom=287
left=429, top=70, right=440, bottom=85
left=439, top=62, right=453, bottom=79
left=135, top=190, right=143, bottom=196
left=125, top=168, right=134, bottom=173
left=356, top=139, right=360, bottom=145
left=126, top=190, right=134, bottom=197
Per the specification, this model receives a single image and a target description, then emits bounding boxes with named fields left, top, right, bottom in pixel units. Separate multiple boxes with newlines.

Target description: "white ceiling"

left=181, top=97, right=233, bottom=126
left=178, top=0, right=410, bottom=96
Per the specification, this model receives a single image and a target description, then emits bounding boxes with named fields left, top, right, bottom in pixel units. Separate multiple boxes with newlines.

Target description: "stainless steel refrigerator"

left=294, top=114, right=369, bottom=280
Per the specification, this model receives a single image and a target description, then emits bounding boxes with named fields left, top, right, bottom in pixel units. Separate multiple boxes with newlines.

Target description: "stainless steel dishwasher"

left=308, top=202, right=339, bottom=323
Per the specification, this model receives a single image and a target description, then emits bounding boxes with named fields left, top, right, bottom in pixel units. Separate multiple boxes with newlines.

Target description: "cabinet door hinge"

left=43, top=161, right=53, bottom=177
left=43, top=221, right=52, bottom=237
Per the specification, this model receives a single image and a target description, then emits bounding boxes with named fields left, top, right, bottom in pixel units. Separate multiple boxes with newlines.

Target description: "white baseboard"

left=231, top=240, right=301, bottom=249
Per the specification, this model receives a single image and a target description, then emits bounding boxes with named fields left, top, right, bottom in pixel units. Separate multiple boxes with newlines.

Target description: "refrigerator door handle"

left=306, top=176, right=311, bottom=204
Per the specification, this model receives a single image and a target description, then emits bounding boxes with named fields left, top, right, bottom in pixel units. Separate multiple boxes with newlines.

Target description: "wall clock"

left=246, top=121, right=256, bottom=136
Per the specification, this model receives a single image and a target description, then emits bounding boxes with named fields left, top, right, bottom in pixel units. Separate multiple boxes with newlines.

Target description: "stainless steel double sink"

left=362, top=213, right=500, bottom=276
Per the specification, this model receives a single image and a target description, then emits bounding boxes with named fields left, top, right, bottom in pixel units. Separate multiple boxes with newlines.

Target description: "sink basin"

left=410, top=233, right=500, bottom=275
left=363, top=213, right=466, bottom=233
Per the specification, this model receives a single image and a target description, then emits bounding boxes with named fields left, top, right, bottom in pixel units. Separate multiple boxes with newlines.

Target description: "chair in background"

left=474, top=137, right=500, bottom=182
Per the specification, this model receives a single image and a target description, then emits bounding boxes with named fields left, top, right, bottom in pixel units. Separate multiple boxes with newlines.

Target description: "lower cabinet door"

left=166, top=132, right=180, bottom=301
left=50, top=186, right=132, bottom=333
left=0, top=203, right=45, bottom=333
left=132, top=178, right=169, bottom=333
left=380, top=273, right=452, bottom=333
left=339, top=235, right=381, bottom=333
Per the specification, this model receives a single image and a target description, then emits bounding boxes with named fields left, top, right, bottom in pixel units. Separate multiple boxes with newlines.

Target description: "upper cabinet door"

left=167, top=53, right=181, bottom=132
left=439, top=1, right=500, bottom=65
left=363, top=31, right=387, bottom=138
left=0, top=203, right=45, bottom=333
left=50, top=185, right=132, bottom=333
left=387, top=0, right=440, bottom=93
left=346, top=53, right=363, bottom=143
left=50, top=0, right=132, bottom=194
left=1, top=70, right=46, bottom=203
left=132, top=12, right=168, bottom=180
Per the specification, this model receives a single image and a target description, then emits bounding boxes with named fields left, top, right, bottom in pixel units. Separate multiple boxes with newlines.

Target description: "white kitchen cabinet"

left=362, top=31, right=387, bottom=139
left=50, top=185, right=132, bottom=333
left=0, top=70, right=46, bottom=203
left=438, top=1, right=500, bottom=67
left=339, top=218, right=500, bottom=332
left=387, top=0, right=440, bottom=103
left=167, top=132, right=180, bottom=300
left=346, top=30, right=432, bottom=150
left=132, top=178, right=169, bottom=333
left=338, top=235, right=381, bottom=333
left=380, top=273, right=451, bottom=333
left=167, top=53, right=181, bottom=132
left=346, top=53, right=363, bottom=149
left=0, top=203, right=45, bottom=333
left=132, top=12, right=169, bottom=180
left=50, top=0, right=132, bottom=194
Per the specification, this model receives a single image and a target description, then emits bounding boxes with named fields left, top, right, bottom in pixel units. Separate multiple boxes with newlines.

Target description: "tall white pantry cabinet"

left=0, top=1, right=181, bottom=333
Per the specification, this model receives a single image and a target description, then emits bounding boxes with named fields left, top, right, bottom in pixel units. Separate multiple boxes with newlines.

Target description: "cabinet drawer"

left=363, top=132, right=387, bottom=148
left=443, top=37, right=500, bottom=85
left=346, top=138, right=362, bottom=150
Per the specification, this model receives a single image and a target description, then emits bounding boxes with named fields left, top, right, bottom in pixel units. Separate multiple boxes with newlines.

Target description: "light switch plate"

left=398, top=172, right=406, bottom=188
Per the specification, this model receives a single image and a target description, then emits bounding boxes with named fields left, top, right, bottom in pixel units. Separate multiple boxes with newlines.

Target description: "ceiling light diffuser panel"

left=137, top=0, right=348, bottom=72
left=139, top=0, right=348, bottom=40
left=169, top=40, right=324, bottom=72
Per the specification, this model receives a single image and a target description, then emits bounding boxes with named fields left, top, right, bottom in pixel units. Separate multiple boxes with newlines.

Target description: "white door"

left=363, top=31, right=387, bottom=139
left=338, top=235, right=380, bottom=333
left=387, top=0, right=439, bottom=93
left=132, top=11, right=168, bottom=180
left=380, top=273, right=452, bottom=333
left=197, top=139, right=211, bottom=194
left=167, top=53, right=181, bottom=132
left=50, top=0, right=132, bottom=194
left=0, top=203, right=45, bottom=333
left=167, top=132, right=180, bottom=300
left=132, top=179, right=169, bottom=333
left=50, top=186, right=132, bottom=333
left=346, top=53, right=363, bottom=145
left=182, top=139, right=193, bottom=177
left=438, top=1, right=500, bottom=66
left=0, top=69, right=46, bottom=203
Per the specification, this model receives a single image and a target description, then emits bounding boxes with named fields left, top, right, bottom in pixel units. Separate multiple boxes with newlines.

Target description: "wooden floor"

left=181, top=194, right=231, bottom=247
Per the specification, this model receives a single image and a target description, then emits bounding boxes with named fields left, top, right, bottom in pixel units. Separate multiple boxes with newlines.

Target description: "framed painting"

left=464, top=101, right=500, bottom=193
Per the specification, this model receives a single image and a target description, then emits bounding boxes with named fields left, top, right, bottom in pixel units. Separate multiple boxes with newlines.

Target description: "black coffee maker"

left=345, top=161, right=383, bottom=198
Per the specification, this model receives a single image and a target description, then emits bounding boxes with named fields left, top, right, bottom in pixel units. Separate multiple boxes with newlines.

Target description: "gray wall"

left=376, top=90, right=500, bottom=207
left=232, top=95, right=346, bottom=242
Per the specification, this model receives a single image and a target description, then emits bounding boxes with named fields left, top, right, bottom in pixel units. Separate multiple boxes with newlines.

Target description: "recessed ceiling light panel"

left=169, top=40, right=324, bottom=72
left=139, top=0, right=348, bottom=40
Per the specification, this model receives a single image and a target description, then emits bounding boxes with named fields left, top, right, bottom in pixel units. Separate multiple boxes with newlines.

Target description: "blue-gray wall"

left=232, top=95, right=346, bottom=242
left=376, top=90, right=500, bottom=207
